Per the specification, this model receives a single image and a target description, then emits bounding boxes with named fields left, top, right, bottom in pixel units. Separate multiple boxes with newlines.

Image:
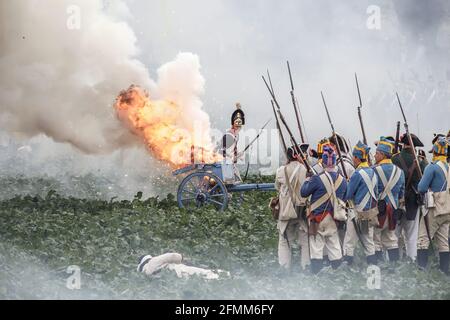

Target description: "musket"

left=266, top=71, right=311, bottom=261
left=394, top=121, right=401, bottom=154
left=262, top=75, right=314, bottom=174
left=396, top=92, right=433, bottom=248
left=267, top=69, right=276, bottom=98
left=266, top=70, right=288, bottom=154
left=355, top=73, right=368, bottom=146
left=239, top=119, right=272, bottom=182
left=240, top=119, right=271, bottom=153
left=321, top=91, right=368, bottom=252
left=320, top=91, right=348, bottom=180
left=287, top=61, right=306, bottom=143
left=271, top=101, right=288, bottom=154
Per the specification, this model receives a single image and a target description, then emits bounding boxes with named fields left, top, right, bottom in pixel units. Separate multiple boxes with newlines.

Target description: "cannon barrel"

left=227, top=183, right=275, bottom=192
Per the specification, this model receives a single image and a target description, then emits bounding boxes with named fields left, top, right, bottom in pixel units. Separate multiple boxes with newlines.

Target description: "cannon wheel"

left=177, top=171, right=228, bottom=211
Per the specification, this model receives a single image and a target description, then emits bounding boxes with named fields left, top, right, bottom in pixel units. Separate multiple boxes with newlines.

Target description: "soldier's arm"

left=418, top=164, right=434, bottom=194
left=300, top=175, right=318, bottom=198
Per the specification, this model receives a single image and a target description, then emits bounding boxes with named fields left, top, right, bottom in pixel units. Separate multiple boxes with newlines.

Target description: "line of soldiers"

left=274, top=130, right=450, bottom=275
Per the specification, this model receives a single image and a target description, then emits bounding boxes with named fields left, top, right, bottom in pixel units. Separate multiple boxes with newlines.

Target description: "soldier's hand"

left=399, top=197, right=405, bottom=209
left=236, top=151, right=244, bottom=161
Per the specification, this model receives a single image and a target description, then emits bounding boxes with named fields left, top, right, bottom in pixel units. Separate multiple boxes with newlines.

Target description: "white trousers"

left=395, top=207, right=420, bottom=260
left=374, top=221, right=398, bottom=251
left=417, top=209, right=450, bottom=252
left=309, top=214, right=343, bottom=261
left=343, top=220, right=376, bottom=257
left=278, top=219, right=310, bottom=270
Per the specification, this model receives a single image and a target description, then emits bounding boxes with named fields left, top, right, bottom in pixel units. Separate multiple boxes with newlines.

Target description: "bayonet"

left=287, top=61, right=306, bottom=143
left=355, top=73, right=368, bottom=146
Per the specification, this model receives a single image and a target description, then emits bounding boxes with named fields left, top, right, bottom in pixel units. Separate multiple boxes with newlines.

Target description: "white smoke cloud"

left=0, top=0, right=155, bottom=154
left=155, top=52, right=216, bottom=149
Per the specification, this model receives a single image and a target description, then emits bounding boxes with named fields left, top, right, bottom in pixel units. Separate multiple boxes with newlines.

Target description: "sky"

left=0, top=0, right=449, bottom=194
left=124, top=0, right=449, bottom=141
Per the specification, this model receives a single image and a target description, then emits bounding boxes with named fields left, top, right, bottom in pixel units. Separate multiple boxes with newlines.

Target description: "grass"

left=0, top=174, right=449, bottom=299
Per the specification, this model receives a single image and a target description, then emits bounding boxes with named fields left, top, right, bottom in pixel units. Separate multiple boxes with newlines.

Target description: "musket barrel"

left=394, top=121, right=401, bottom=154
left=287, top=61, right=305, bottom=143
left=355, top=73, right=363, bottom=108
left=320, top=91, right=348, bottom=180
left=395, top=93, right=423, bottom=177
left=262, top=75, right=314, bottom=173
left=272, top=101, right=287, bottom=153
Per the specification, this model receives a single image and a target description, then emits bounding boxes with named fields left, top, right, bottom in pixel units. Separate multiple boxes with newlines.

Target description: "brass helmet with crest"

left=231, top=102, right=245, bottom=127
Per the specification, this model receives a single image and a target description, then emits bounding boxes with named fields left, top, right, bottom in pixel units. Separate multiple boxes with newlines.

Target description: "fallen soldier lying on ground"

left=137, top=252, right=230, bottom=280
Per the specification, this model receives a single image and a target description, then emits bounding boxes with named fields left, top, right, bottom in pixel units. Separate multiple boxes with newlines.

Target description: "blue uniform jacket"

left=373, top=161, right=405, bottom=207
left=345, top=165, right=378, bottom=211
left=418, top=161, right=449, bottom=193
left=300, top=170, right=347, bottom=216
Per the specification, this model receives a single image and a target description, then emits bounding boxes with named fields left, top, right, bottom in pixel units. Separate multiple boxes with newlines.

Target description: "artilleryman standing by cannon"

left=217, top=103, right=246, bottom=183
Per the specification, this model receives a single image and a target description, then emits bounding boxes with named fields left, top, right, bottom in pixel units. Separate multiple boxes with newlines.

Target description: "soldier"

left=447, top=130, right=450, bottom=163
left=311, top=138, right=333, bottom=265
left=328, top=134, right=356, bottom=249
left=392, top=133, right=427, bottom=261
left=300, top=146, right=347, bottom=274
left=312, top=138, right=330, bottom=174
left=343, top=141, right=379, bottom=265
left=328, top=133, right=356, bottom=178
left=274, top=144, right=310, bottom=271
left=137, top=253, right=229, bottom=279
left=373, top=137, right=405, bottom=263
left=417, top=136, right=450, bottom=275
left=218, top=103, right=245, bottom=181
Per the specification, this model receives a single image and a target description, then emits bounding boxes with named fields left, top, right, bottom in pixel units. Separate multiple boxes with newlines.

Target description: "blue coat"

left=373, top=161, right=405, bottom=207
left=345, top=166, right=378, bottom=211
left=418, top=161, right=449, bottom=193
left=300, top=170, right=347, bottom=216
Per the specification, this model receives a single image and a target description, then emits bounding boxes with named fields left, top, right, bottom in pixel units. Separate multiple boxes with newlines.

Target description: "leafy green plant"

left=0, top=175, right=449, bottom=299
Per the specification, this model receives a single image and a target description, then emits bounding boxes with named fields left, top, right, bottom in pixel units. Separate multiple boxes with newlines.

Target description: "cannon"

left=173, top=162, right=275, bottom=211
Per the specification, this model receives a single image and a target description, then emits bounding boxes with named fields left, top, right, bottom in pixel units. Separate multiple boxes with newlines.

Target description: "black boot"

left=310, top=259, right=323, bottom=275
left=375, top=251, right=383, bottom=263
left=330, top=259, right=342, bottom=270
left=366, top=254, right=378, bottom=265
left=388, top=248, right=400, bottom=262
left=439, top=252, right=449, bottom=275
left=344, top=255, right=354, bottom=266
left=417, top=249, right=429, bottom=270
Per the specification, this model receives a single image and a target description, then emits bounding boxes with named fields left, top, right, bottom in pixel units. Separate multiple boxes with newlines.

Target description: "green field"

left=0, top=175, right=449, bottom=299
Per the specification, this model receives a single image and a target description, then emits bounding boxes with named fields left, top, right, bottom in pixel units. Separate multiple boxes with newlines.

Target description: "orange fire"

left=114, top=85, right=221, bottom=168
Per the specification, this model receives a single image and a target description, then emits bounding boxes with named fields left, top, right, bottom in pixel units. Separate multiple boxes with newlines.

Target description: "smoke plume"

left=0, top=1, right=211, bottom=157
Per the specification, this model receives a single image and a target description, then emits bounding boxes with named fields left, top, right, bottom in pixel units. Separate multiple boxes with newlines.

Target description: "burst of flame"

left=114, top=85, right=221, bottom=168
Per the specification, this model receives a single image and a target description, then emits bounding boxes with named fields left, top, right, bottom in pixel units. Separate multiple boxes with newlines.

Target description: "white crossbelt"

left=310, top=173, right=344, bottom=212
left=436, top=161, right=450, bottom=192
left=375, top=165, right=401, bottom=210
left=280, top=164, right=301, bottom=197
left=355, top=169, right=378, bottom=212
